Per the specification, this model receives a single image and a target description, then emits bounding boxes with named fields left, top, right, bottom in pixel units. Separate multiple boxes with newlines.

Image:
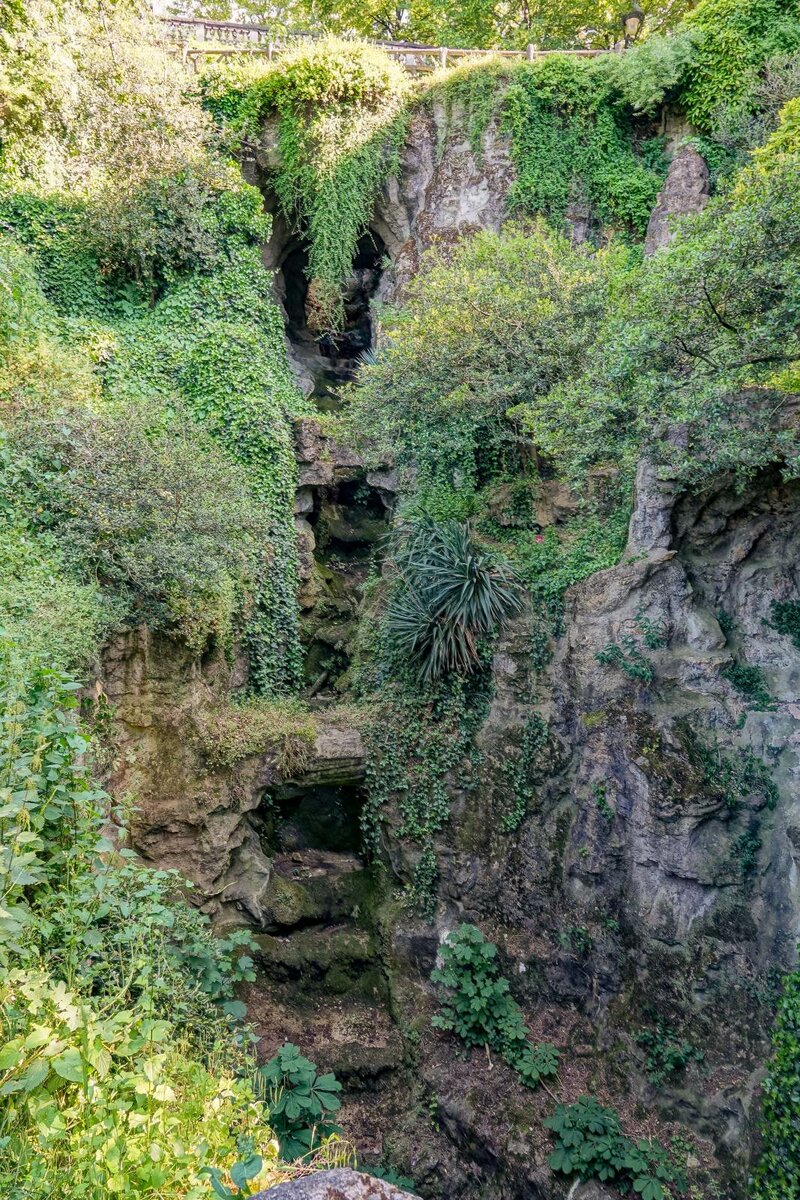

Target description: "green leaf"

left=52, top=1048, right=84, bottom=1083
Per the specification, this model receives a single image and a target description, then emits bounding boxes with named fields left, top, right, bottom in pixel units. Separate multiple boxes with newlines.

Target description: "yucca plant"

left=385, top=519, right=522, bottom=684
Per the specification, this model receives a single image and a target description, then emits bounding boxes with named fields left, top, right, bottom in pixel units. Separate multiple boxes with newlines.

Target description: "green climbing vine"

left=0, top=185, right=310, bottom=692
left=752, top=954, right=800, bottom=1199
left=202, top=40, right=411, bottom=329
left=362, top=671, right=492, bottom=917
left=504, top=55, right=667, bottom=235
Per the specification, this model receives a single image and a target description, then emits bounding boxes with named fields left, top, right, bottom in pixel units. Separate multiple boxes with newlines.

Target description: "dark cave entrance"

left=258, top=781, right=366, bottom=857
left=280, top=230, right=386, bottom=408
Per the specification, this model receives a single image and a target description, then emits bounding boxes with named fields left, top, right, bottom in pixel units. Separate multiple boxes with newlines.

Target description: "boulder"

left=644, top=144, right=710, bottom=256
left=252, top=1168, right=419, bottom=1199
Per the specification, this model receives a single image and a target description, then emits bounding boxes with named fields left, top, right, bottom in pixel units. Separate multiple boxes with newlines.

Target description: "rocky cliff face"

left=100, top=116, right=800, bottom=1199
left=101, top=626, right=366, bottom=929
left=372, top=460, right=800, bottom=1198
left=371, top=99, right=515, bottom=304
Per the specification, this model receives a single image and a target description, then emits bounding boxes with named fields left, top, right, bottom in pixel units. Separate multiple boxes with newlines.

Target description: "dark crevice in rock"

left=277, top=231, right=387, bottom=405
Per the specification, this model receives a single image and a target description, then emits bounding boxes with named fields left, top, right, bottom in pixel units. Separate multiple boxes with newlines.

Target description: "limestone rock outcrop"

left=100, top=627, right=364, bottom=927
left=371, top=101, right=515, bottom=303
left=644, top=143, right=710, bottom=255
left=252, top=1169, right=420, bottom=1200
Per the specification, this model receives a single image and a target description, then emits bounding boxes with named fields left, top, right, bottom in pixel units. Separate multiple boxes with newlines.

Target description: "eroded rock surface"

left=373, top=462, right=800, bottom=1197
left=100, top=627, right=365, bottom=927
left=644, top=143, right=710, bottom=255
left=253, top=1169, right=420, bottom=1200
left=372, top=101, right=515, bottom=304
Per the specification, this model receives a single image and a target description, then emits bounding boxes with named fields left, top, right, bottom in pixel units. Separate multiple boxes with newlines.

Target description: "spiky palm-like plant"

left=385, top=520, right=522, bottom=684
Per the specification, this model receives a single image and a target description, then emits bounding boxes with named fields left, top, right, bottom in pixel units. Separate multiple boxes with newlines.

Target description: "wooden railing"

left=158, top=16, right=619, bottom=73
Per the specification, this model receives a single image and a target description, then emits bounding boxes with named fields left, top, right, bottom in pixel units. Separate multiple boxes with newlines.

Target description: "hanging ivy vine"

left=202, top=40, right=411, bottom=329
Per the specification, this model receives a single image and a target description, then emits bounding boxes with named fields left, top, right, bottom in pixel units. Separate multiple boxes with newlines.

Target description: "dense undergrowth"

left=0, top=0, right=309, bottom=690
left=0, top=652, right=263, bottom=1197
left=0, top=3, right=321, bottom=1196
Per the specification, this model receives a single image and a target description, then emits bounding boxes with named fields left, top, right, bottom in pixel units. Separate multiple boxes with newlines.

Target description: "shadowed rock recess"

left=101, top=73, right=799, bottom=1200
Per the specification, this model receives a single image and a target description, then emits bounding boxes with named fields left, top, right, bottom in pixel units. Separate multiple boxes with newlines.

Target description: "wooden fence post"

left=439, top=45, right=448, bottom=67
left=526, top=42, right=536, bottom=61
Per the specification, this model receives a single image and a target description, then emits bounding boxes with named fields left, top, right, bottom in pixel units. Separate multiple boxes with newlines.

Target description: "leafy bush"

left=710, top=52, right=800, bottom=160
left=0, top=523, right=108, bottom=673
left=0, top=970, right=280, bottom=1200
left=1, top=187, right=308, bottom=693
left=257, top=1043, right=342, bottom=1160
left=5, top=401, right=271, bottom=654
left=752, top=957, right=800, bottom=1198
left=504, top=56, right=666, bottom=234
left=345, top=223, right=626, bottom=505
left=681, top=0, right=800, bottom=130
left=385, top=520, right=522, bottom=684
left=525, top=151, right=800, bottom=496
left=91, top=160, right=270, bottom=297
left=0, top=647, right=292, bottom=1198
left=431, top=924, right=560, bottom=1089
left=595, top=27, right=699, bottom=114
left=0, top=0, right=211, bottom=191
left=545, top=1095, right=687, bottom=1200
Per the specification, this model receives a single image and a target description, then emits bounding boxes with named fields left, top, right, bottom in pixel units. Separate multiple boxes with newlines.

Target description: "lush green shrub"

left=528, top=152, right=800, bottom=495
left=385, top=520, right=522, bottom=684
left=710, top=52, right=800, bottom=161
left=0, top=0, right=211, bottom=192
left=545, top=1096, right=687, bottom=1200
left=681, top=0, right=800, bottom=130
left=431, top=923, right=560, bottom=1089
left=752, top=958, right=800, bottom=1198
left=257, top=1043, right=342, bottom=1160
left=90, top=160, right=270, bottom=297
left=504, top=56, right=666, bottom=233
left=0, top=191, right=308, bottom=692
left=0, top=523, right=108, bottom=673
left=0, top=647, right=299, bottom=1198
left=594, top=27, right=699, bottom=114
left=0, top=969, right=282, bottom=1200
left=5, top=400, right=271, bottom=654
left=755, top=93, right=800, bottom=165
left=345, top=223, right=627, bottom=505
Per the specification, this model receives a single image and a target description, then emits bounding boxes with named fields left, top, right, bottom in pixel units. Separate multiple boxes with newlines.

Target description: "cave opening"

left=280, top=230, right=386, bottom=408
left=258, top=782, right=366, bottom=857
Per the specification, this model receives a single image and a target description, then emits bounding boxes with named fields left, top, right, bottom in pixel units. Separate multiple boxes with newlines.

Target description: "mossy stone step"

left=260, top=850, right=373, bottom=931
left=253, top=924, right=381, bottom=995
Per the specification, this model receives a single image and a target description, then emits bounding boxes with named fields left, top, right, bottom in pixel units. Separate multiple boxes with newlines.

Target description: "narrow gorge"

left=2, top=3, right=800, bottom=1198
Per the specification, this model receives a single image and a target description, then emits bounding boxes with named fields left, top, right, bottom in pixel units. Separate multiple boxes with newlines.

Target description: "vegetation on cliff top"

left=177, top=0, right=695, bottom=50
left=0, top=0, right=309, bottom=691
